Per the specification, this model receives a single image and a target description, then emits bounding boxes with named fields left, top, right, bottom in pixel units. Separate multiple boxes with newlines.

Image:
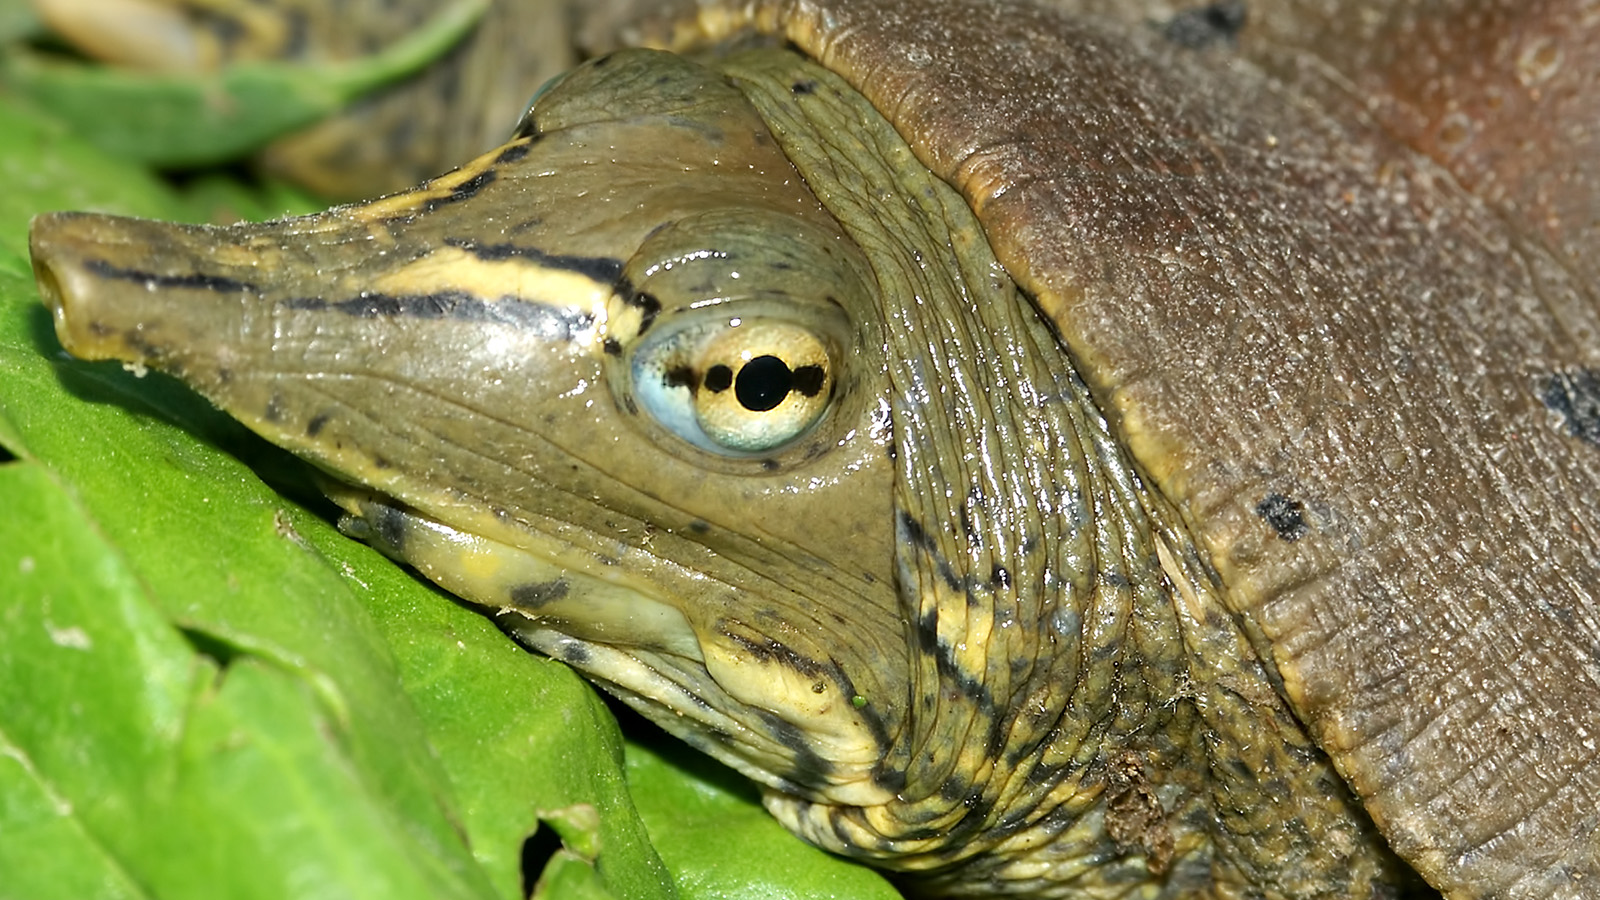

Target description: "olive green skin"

left=26, top=1, right=1600, bottom=898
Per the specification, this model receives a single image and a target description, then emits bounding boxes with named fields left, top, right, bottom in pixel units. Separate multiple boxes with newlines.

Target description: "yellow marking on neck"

left=346, top=155, right=499, bottom=223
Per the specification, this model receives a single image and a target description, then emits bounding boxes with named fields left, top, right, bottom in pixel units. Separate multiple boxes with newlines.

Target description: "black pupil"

left=734, top=355, right=793, bottom=412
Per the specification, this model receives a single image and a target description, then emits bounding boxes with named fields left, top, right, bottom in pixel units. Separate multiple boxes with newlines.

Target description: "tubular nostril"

left=28, top=214, right=93, bottom=353
left=31, top=256, right=63, bottom=316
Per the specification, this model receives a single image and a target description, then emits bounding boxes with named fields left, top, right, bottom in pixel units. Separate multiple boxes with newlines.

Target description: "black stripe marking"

left=444, top=237, right=624, bottom=284
left=720, top=630, right=827, bottom=679
left=915, top=608, right=997, bottom=712
left=494, top=137, right=536, bottom=165
left=282, top=291, right=594, bottom=339
left=84, top=259, right=257, bottom=294
left=757, top=709, right=833, bottom=782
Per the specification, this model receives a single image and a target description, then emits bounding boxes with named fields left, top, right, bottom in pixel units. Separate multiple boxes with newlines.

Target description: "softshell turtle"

left=23, top=0, right=1600, bottom=897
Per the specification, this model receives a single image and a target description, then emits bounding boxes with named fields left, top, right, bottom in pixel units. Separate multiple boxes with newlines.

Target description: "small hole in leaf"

left=519, top=822, right=562, bottom=898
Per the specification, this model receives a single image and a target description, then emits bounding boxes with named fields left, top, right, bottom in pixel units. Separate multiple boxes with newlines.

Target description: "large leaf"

left=2, top=0, right=488, bottom=167
left=0, top=31, right=900, bottom=900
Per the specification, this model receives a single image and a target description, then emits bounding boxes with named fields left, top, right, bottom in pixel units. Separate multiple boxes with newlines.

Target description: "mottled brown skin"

left=656, top=0, right=1600, bottom=895
left=25, top=0, right=1600, bottom=897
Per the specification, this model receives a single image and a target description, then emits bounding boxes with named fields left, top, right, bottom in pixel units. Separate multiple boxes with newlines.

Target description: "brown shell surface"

left=661, top=0, right=1600, bottom=896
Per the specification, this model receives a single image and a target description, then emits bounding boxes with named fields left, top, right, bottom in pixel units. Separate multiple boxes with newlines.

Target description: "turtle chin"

left=330, top=486, right=898, bottom=808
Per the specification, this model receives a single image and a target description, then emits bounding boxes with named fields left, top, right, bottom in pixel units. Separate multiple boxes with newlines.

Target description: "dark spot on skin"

left=262, top=393, right=286, bottom=424
left=1541, top=369, right=1600, bottom=447
left=84, top=259, right=257, bottom=294
left=622, top=395, right=638, bottom=416
left=761, top=458, right=780, bottom=472
left=1099, top=568, right=1131, bottom=588
left=1256, top=492, right=1308, bottom=541
left=990, top=565, right=1012, bottom=589
left=443, top=237, right=624, bottom=284
left=510, top=579, right=570, bottom=609
left=704, top=364, right=733, bottom=393
left=688, top=520, right=710, bottom=534
left=939, top=776, right=969, bottom=802
left=559, top=643, right=590, bottom=665
left=1162, top=0, right=1248, bottom=49
left=306, top=412, right=332, bottom=438
left=603, top=337, right=622, bottom=357
left=791, top=80, right=817, bottom=94
left=663, top=365, right=699, bottom=391
left=370, top=503, right=407, bottom=554
left=372, top=455, right=392, bottom=470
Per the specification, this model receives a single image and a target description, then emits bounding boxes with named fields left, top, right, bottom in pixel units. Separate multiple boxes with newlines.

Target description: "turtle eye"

left=628, top=315, right=837, bottom=456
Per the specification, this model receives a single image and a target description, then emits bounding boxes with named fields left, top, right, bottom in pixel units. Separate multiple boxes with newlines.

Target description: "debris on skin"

left=1541, top=369, right=1600, bottom=449
left=1255, top=492, right=1308, bottom=542
left=1104, top=751, right=1174, bottom=875
left=1161, top=0, right=1248, bottom=50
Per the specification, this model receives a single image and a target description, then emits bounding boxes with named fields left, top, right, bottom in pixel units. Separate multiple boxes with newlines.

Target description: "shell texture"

left=658, top=2, right=1600, bottom=894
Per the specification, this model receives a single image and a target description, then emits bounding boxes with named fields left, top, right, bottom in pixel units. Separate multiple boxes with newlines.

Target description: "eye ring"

left=626, top=312, right=840, bottom=457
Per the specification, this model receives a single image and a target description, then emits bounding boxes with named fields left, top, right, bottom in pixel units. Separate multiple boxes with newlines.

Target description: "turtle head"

left=29, top=49, right=908, bottom=807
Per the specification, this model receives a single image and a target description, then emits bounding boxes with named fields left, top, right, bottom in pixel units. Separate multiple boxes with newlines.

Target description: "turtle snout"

left=29, top=211, right=124, bottom=361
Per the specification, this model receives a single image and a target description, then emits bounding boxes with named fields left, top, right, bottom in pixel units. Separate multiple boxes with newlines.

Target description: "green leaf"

left=628, top=744, right=902, bottom=900
left=1, top=0, right=488, bottom=167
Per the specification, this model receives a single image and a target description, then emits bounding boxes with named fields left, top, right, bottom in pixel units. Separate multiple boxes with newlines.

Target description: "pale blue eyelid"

left=631, top=362, right=721, bottom=454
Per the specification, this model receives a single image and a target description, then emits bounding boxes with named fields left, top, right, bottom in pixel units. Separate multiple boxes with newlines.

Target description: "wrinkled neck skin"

left=30, top=50, right=1409, bottom=900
